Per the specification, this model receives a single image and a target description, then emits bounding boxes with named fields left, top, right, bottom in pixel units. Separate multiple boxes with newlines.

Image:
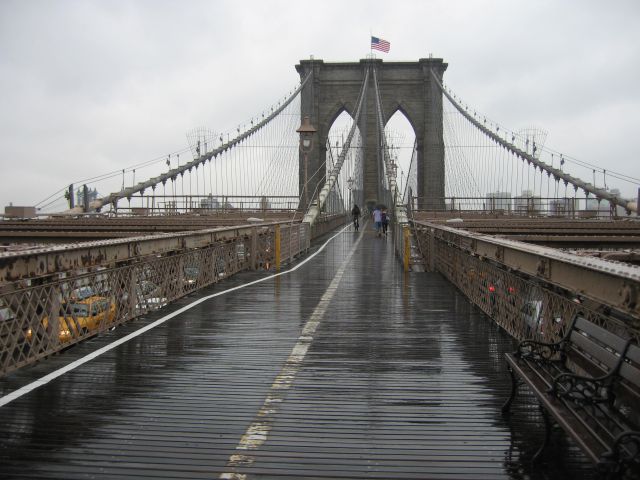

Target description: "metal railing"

left=410, top=196, right=639, bottom=218
left=393, top=223, right=412, bottom=272
left=109, top=195, right=301, bottom=216
left=0, top=221, right=310, bottom=376
left=411, top=220, right=640, bottom=344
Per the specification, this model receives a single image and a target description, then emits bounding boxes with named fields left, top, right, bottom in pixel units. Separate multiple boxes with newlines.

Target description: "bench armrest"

left=599, top=431, right=640, bottom=474
left=550, top=370, right=616, bottom=404
left=516, top=339, right=563, bottom=362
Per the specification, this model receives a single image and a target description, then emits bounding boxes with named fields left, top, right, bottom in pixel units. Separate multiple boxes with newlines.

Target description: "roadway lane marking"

left=0, top=223, right=359, bottom=409
left=219, top=226, right=365, bottom=478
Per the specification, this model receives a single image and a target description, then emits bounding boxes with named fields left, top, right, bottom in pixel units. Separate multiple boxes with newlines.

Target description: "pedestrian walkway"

left=0, top=224, right=593, bottom=479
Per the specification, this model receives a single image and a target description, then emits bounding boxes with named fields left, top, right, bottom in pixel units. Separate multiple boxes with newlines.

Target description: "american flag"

left=371, top=36, right=390, bottom=53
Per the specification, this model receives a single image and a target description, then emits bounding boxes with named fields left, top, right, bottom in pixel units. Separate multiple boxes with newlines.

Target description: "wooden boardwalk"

left=0, top=224, right=594, bottom=479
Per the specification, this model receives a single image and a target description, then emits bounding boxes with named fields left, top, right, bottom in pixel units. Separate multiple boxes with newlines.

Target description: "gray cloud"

left=1, top=0, right=639, bottom=208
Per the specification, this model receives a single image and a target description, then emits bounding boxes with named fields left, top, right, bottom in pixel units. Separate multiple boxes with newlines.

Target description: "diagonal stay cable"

left=303, top=65, right=370, bottom=225
left=372, top=65, right=407, bottom=222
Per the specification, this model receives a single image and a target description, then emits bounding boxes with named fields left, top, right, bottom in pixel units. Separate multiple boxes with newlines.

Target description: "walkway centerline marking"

left=219, top=228, right=365, bottom=479
left=0, top=223, right=358, bottom=409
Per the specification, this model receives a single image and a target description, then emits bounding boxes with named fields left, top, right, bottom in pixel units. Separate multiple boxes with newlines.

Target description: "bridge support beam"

left=419, top=63, right=447, bottom=209
left=296, top=57, right=448, bottom=209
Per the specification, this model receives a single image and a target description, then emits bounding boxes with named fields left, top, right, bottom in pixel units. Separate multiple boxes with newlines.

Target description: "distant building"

left=585, top=197, right=606, bottom=212
left=486, top=192, right=511, bottom=212
left=514, top=190, right=542, bottom=215
left=586, top=189, right=635, bottom=217
left=549, top=198, right=576, bottom=217
left=607, top=189, right=630, bottom=217
left=200, top=195, right=220, bottom=209
left=4, top=205, right=36, bottom=218
left=76, top=186, right=99, bottom=208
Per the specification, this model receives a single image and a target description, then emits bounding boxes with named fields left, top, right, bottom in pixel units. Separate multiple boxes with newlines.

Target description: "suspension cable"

left=87, top=72, right=313, bottom=212
left=431, top=70, right=637, bottom=214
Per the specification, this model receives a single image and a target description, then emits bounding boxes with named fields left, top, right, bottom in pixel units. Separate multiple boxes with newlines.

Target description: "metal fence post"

left=427, top=230, right=436, bottom=272
left=275, top=224, right=281, bottom=271
left=128, top=266, right=137, bottom=320
left=251, top=227, right=258, bottom=270
left=403, top=226, right=410, bottom=272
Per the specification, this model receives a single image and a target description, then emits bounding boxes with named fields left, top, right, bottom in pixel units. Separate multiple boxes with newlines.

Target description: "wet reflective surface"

left=0, top=226, right=595, bottom=478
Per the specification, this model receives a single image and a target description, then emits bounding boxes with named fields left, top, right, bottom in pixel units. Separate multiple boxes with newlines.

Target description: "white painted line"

left=219, top=225, right=364, bottom=477
left=0, top=223, right=357, bottom=408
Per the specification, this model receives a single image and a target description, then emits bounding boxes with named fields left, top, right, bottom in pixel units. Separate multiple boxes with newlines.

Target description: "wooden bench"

left=502, top=314, right=640, bottom=477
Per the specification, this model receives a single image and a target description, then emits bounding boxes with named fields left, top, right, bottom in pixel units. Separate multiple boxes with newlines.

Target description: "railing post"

left=403, top=225, right=410, bottom=272
left=251, top=227, right=258, bottom=270
left=427, top=230, right=436, bottom=272
left=48, top=287, right=61, bottom=347
left=275, top=224, right=281, bottom=271
left=177, top=256, right=186, bottom=296
left=128, top=266, right=137, bottom=319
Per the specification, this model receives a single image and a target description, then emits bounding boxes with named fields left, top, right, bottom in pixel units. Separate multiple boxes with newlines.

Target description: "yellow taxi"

left=34, top=295, right=116, bottom=343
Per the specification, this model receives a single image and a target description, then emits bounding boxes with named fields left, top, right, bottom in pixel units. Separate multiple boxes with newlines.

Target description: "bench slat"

left=505, top=353, right=607, bottom=463
left=575, top=316, right=628, bottom=353
left=570, top=330, right=621, bottom=371
left=616, top=346, right=640, bottom=413
left=619, top=358, right=640, bottom=388
left=625, top=343, right=640, bottom=367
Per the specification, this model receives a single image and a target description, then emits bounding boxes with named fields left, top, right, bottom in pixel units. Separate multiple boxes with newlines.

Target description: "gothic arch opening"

left=326, top=110, right=353, bottom=165
left=296, top=58, right=447, bottom=209
left=326, top=110, right=363, bottom=208
left=385, top=109, right=416, bottom=199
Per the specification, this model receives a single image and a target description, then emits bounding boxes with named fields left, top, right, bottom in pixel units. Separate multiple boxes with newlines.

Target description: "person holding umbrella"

left=372, top=205, right=382, bottom=237
left=381, top=208, right=389, bottom=236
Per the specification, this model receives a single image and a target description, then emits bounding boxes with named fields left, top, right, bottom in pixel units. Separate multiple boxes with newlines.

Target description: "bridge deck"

left=0, top=224, right=594, bottom=479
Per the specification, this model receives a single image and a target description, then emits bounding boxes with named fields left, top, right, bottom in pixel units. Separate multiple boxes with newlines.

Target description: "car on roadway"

left=29, top=295, right=116, bottom=344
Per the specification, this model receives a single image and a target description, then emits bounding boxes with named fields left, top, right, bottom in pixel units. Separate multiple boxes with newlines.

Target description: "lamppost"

left=392, top=163, right=398, bottom=205
left=347, top=176, right=354, bottom=209
left=296, top=116, right=317, bottom=209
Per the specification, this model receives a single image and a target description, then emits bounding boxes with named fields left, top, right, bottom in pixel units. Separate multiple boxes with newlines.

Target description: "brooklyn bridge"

left=1, top=57, right=639, bottom=479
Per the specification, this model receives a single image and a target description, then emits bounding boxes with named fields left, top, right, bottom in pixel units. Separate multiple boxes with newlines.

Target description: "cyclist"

left=351, top=204, right=361, bottom=231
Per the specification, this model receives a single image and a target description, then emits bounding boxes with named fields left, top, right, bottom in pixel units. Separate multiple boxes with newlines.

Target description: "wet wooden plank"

left=0, top=226, right=595, bottom=478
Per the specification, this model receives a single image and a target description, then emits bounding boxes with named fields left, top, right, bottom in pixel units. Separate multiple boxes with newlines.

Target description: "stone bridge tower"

left=295, top=57, right=448, bottom=209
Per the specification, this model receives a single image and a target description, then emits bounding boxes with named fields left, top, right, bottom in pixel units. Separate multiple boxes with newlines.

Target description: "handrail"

left=0, top=220, right=302, bottom=284
left=412, top=218, right=640, bottom=317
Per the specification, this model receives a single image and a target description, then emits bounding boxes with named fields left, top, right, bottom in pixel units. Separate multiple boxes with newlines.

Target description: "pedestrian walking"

left=372, top=206, right=382, bottom=237
left=381, top=209, right=389, bottom=236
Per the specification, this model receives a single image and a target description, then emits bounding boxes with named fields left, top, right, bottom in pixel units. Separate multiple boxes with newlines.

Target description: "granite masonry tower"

left=295, top=57, right=448, bottom=209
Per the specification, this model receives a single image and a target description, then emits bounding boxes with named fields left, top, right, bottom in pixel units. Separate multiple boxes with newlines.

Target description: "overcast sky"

left=1, top=0, right=639, bottom=209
